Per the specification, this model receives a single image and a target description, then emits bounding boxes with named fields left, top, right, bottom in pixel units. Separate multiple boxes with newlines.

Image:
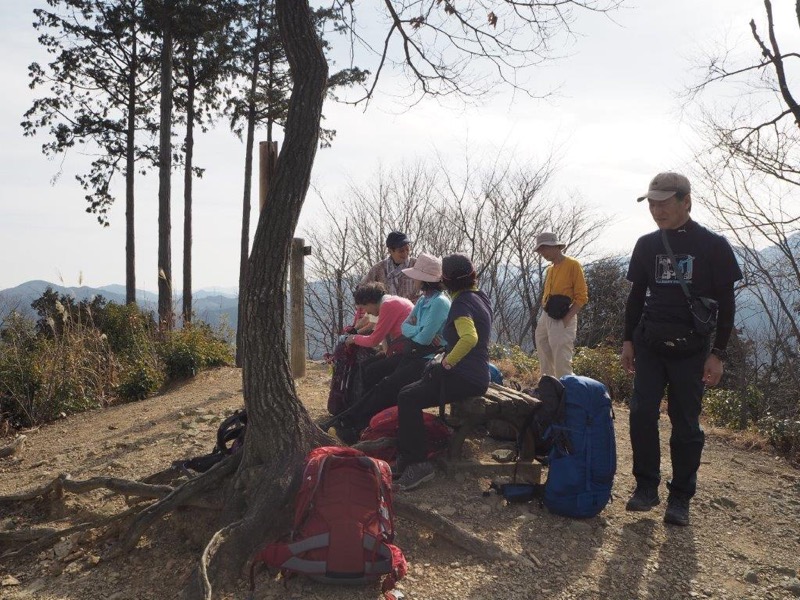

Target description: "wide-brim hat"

left=637, top=172, right=691, bottom=202
left=402, top=252, right=441, bottom=282
left=534, top=231, right=566, bottom=252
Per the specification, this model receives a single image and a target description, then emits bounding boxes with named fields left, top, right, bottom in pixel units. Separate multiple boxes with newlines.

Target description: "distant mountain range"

left=0, top=280, right=240, bottom=334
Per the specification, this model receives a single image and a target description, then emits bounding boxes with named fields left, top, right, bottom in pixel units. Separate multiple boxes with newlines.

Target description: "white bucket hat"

left=534, top=231, right=566, bottom=252
left=402, top=252, right=442, bottom=282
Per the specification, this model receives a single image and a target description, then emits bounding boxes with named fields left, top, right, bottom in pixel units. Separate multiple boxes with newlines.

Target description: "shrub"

left=573, top=346, right=632, bottom=403
left=101, top=302, right=157, bottom=356
left=488, top=344, right=539, bottom=384
left=158, top=322, right=233, bottom=381
left=757, top=414, right=800, bottom=459
left=116, top=353, right=163, bottom=402
left=703, top=386, right=763, bottom=430
left=0, top=314, right=114, bottom=427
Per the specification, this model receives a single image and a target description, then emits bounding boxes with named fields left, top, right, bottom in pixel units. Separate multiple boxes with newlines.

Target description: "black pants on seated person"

left=397, top=370, right=487, bottom=464
left=360, top=353, right=404, bottom=391
left=348, top=354, right=429, bottom=432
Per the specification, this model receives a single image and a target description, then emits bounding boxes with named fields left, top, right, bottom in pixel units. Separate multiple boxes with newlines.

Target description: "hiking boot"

left=625, top=487, right=661, bottom=512
left=664, top=495, right=690, bottom=526
left=391, top=456, right=409, bottom=480
left=392, top=461, right=435, bottom=492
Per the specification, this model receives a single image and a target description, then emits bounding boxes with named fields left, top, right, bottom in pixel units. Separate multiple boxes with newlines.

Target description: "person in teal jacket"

left=336, top=253, right=450, bottom=442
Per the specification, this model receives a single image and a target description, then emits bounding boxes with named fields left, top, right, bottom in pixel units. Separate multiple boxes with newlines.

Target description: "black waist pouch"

left=544, top=294, right=572, bottom=320
left=636, top=319, right=708, bottom=359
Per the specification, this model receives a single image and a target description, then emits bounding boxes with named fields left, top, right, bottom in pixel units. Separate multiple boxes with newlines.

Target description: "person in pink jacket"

left=344, top=282, right=414, bottom=357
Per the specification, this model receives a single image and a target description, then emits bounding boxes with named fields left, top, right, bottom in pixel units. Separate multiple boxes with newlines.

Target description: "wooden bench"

left=441, top=383, right=543, bottom=481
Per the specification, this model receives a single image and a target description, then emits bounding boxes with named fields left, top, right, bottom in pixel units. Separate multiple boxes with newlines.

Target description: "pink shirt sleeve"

left=353, top=296, right=413, bottom=347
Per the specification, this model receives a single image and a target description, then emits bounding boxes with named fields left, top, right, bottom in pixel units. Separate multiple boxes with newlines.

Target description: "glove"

left=423, top=353, right=445, bottom=380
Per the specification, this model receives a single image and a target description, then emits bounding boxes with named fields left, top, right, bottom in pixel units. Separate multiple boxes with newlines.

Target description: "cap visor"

left=637, top=190, right=677, bottom=202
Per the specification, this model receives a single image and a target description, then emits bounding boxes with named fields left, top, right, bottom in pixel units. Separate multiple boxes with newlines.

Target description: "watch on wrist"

left=711, top=347, right=728, bottom=361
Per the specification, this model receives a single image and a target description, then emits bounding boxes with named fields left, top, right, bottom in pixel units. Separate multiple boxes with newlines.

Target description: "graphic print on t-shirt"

left=655, top=253, right=694, bottom=284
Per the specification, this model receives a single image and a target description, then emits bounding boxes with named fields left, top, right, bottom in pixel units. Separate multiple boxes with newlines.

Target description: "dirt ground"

left=1, top=362, right=800, bottom=600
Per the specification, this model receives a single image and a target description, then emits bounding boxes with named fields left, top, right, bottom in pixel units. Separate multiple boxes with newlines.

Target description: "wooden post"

left=290, top=238, right=311, bottom=378
left=259, top=141, right=278, bottom=212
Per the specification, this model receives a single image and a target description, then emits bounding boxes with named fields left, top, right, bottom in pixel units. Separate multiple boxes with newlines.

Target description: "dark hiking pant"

left=630, top=330, right=708, bottom=499
left=397, top=370, right=486, bottom=463
left=349, top=355, right=428, bottom=431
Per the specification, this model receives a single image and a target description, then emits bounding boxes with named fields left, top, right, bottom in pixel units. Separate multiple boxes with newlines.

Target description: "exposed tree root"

left=393, top=498, right=535, bottom=570
left=0, top=435, right=26, bottom=458
left=111, top=452, right=242, bottom=557
left=196, top=521, right=240, bottom=600
left=1, top=504, right=147, bottom=559
left=0, top=473, right=175, bottom=505
left=1, top=462, right=232, bottom=560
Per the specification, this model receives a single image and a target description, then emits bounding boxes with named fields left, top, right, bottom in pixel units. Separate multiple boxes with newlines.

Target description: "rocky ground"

left=1, top=363, right=799, bottom=600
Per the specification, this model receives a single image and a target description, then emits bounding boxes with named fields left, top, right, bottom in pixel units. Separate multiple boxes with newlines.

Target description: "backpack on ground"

left=488, top=362, right=504, bottom=385
left=174, top=409, right=247, bottom=473
left=325, top=341, right=372, bottom=416
left=357, top=406, right=451, bottom=465
left=250, top=446, right=407, bottom=599
left=543, top=375, right=616, bottom=518
left=516, top=375, right=566, bottom=458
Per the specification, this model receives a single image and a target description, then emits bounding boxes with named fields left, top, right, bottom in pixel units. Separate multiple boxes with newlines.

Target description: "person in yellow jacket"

left=534, top=231, right=589, bottom=377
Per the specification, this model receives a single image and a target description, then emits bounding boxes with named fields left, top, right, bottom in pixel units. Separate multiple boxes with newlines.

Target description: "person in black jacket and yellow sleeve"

left=392, top=254, right=493, bottom=492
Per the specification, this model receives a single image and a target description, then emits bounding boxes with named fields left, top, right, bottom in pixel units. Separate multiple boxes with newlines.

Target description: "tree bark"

left=235, top=0, right=264, bottom=368
left=183, top=50, right=196, bottom=324
left=125, top=8, right=138, bottom=306
left=186, top=0, right=329, bottom=594
left=157, top=0, right=174, bottom=330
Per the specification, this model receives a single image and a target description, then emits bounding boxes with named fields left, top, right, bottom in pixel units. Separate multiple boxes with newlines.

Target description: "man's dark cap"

left=386, top=231, right=412, bottom=248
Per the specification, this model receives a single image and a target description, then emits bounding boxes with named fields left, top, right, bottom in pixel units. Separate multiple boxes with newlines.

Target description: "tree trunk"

left=236, top=0, right=265, bottom=368
left=186, top=0, right=329, bottom=594
left=157, top=0, right=174, bottom=330
left=183, top=52, right=196, bottom=325
left=125, top=15, right=138, bottom=306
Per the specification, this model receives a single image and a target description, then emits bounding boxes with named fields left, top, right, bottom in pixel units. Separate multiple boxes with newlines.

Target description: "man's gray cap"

left=637, top=172, right=691, bottom=202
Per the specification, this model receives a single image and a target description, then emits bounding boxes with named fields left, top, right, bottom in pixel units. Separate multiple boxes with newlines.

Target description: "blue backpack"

left=488, top=363, right=504, bottom=385
left=544, top=375, right=616, bottom=518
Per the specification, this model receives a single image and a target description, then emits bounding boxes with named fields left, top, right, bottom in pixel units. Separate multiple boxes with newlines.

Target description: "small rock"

left=108, top=424, right=118, bottom=430
left=25, top=578, right=47, bottom=592
left=711, top=496, right=737, bottom=510
left=64, top=562, right=82, bottom=574
left=785, top=578, right=800, bottom=597
left=52, top=538, right=74, bottom=560
left=777, top=566, right=798, bottom=577
left=1, top=575, right=20, bottom=586
left=438, top=506, right=456, bottom=517
left=491, top=449, right=515, bottom=463
left=744, top=569, right=759, bottom=584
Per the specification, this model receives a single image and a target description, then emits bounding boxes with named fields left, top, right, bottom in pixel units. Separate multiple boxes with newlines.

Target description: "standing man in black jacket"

left=621, top=172, right=742, bottom=526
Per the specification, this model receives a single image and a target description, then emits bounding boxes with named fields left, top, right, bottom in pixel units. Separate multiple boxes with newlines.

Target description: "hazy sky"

left=0, top=0, right=783, bottom=291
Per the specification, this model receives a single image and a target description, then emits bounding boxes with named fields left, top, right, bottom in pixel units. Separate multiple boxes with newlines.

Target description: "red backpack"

left=359, top=406, right=451, bottom=465
left=250, top=446, right=407, bottom=599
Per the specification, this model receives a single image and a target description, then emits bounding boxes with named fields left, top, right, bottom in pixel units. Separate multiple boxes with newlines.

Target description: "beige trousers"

left=535, top=313, right=578, bottom=378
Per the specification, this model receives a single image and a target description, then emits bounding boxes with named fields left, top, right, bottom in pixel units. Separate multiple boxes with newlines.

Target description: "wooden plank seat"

left=351, top=383, right=544, bottom=482
left=445, top=382, right=542, bottom=462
